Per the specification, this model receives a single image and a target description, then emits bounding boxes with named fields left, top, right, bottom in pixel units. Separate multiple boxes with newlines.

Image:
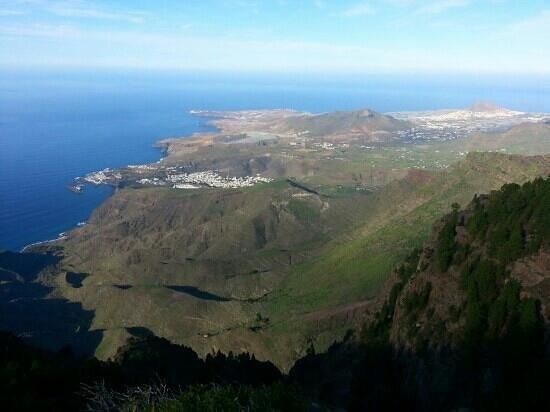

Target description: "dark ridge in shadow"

left=0, top=251, right=102, bottom=357
left=0, top=331, right=285, bottom=411
left=65, top=271, right=89, bottom=288
left=0, top=250, right=61, bottom=281
left=0, top=268, right=18, bottom=281
left=286, top=178, right=325, bottom=196
left=114, top=284, right=132, bottom=290
left=249, top=268, right=271, bottom=275
left=225, top=268, right=272, bottom=279
left=166, top=285, right=231, bottom=302
left=239, top=292, right=271, bottom=303
left=126, top=326, right=155, bottom=338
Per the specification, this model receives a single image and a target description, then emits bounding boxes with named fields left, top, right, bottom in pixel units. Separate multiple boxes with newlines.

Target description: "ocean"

left=1, top=70, right=549, bottom=251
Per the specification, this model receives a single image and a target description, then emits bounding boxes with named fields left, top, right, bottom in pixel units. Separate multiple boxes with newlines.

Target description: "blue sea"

left=1, top=70, right=549, bottom=251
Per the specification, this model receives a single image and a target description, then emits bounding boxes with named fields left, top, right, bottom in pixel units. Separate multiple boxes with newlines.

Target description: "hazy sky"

left=1, top=0, right=549, bottom=74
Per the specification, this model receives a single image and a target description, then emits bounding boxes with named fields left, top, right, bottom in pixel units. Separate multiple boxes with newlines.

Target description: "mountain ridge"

left=288, top=176, right=550, bottom=411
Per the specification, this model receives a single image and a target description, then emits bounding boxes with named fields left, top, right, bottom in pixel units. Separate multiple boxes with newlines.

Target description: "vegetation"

left=361, top=249, right=421, bottom=345
left=436, top=209, right=458, bottom=270
left=2, top=178, right=550, bottom=411
left=265, top=152, right=550, bottom=362
left=467, top=177, right=550, bottom=261
left=290, top=178, right=550, bottom=411
left=0, top=333, right=299, bottom=411
left=3, top=150, right=537, bottom=372
left=286, top=198, right=320, bottom=222
left=127, top=384, right=306, bottom=412
left=349, top=178, right=550, bottom=411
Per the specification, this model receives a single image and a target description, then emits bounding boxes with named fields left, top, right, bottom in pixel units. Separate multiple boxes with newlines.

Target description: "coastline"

left=18, top=110, right=211, bottom=254
left=13, top=107, right=550, bottom=254
left=20, top=232, right=67, bottom=253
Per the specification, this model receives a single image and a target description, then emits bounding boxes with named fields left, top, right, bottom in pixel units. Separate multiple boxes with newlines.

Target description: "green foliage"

left=462, top=300, right=484, bottom=348
left=0, top=333, right=289, bottom=412
left=287, top=198, right=320, bottom=222
left=0, top=332, right=115, bottom=412
left=317, top=177, right=550, bottom=411
left=453, top=178, right=550, bottom=352
left=397, top=248, right=421, bottom=282
left=436, top=211, right=458, bottom=271
left=517, top=298, right=544, bottom=351
left=467, top=177, right=550, bottom=263
left=448, top=305, right=461, bottom=323
left=140, top=384, right=307, bottom=412
left=466, top=206, right=488, bottom=235
left=467, top=261, right=502, bottom=304
left=361, top=249, right=421, bottom=346
left=403, top=282, right=432, bottom=316
left=486, top=280, right=520, bottom=339
left=452, top=243, right=470, bottom=265
left=459, top=255, right=545, bottom=359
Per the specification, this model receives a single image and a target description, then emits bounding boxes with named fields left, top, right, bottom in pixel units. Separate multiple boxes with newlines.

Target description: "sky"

left=1, top=0, right=550, bottom=75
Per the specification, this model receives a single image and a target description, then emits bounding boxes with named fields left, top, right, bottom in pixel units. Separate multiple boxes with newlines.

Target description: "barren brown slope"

left=275, top=109, right=411, bottom=140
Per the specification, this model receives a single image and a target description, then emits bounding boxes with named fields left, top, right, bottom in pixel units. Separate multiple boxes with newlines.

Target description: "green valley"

left=4, top=106, right=547, bottom=370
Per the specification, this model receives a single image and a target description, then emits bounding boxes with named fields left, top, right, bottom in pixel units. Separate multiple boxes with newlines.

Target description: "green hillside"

left=4, top=113, right=550, bottom=370
left=35, top=152, right=549, bottom=369
left=288, top=177, right=550, bottom=411
left=261, top=153, right=550, bottom=358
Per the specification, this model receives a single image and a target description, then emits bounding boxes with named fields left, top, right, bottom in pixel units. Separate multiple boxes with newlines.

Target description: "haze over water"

left=1, top=70, right=549, bottom=251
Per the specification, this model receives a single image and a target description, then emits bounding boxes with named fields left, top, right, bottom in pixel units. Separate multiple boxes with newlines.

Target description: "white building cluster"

left=83, top=168, right=122, bottom=184
left=312, top=142, right=350, bottom=150
left=137, top=178, right=167, bottom=186
left=315, top=142, right=335, bottom=150
left=128, top=164, right=158, bottom=171
left=390, top=109, right=549, bottom=142
left=165, top=171, right=273, bottom=189
left=173, top=183, right=200, bottom=189
left=78, top=164, right=273, bottom=191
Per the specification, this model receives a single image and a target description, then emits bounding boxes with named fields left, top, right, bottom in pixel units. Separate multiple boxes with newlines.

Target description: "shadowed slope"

left=0, top=251, right=102, bottom=356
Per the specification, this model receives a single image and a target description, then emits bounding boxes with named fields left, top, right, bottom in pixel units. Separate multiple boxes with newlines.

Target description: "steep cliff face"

left=294, top=178, right=550, bottom=411
left=383, top=177, right=550, bottom=352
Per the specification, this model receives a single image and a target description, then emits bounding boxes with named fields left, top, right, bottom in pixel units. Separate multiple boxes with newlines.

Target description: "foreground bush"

left=90, top=383, right=307, bottom=412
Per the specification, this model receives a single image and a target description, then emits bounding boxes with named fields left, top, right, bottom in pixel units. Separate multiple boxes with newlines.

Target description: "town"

left=141, top=170, right=273, bottom=189
left=75, top=166, right=273, bottom=191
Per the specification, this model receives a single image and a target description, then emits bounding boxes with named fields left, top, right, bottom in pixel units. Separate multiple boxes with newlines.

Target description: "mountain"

left=10, top=152, right=548, bottom=370
left=468, top=101, right=506, bottom=112
left=388, top=176, right=550, bottom=349
left=290, top=176, right=550, bottom=411
left=274, top=109, right=411, bottom=140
